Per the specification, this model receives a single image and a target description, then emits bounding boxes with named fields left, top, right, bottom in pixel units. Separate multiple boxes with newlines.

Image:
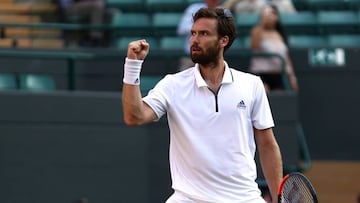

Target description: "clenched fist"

left=127, top=39, right=150, bottom=60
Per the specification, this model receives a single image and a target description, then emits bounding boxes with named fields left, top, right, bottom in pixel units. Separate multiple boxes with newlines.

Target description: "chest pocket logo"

left=237, top=100, right=246, bottom=109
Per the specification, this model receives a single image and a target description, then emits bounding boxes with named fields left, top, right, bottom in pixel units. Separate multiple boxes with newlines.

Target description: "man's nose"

left=190, top=34, right=199, bottom=44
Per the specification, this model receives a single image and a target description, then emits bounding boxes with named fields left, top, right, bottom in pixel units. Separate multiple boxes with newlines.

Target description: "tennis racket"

left=277, top=172, right=318, bottom=203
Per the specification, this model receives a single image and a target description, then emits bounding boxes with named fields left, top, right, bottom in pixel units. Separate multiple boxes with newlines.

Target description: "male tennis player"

left=122, top=7, right=283, bottom=203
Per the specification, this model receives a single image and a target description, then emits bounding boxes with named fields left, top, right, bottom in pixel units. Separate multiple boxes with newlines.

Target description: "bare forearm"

left=259, top=142, right=283, bottom=203
left=122, top=84, right=145, bottom=126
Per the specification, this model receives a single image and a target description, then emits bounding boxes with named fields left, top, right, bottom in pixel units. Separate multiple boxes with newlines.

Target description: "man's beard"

left=190, top=44, right=219, bottom=66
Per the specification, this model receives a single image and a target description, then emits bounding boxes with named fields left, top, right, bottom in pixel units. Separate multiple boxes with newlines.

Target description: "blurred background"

left=0, top=0, right=359, bottom=202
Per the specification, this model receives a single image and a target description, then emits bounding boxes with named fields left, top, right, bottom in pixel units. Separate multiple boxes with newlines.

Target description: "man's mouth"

left=191, top=46, right=201, bottom=52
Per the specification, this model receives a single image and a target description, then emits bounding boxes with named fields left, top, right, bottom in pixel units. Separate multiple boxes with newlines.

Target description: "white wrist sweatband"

left=123, top=57, right=144, bottom=85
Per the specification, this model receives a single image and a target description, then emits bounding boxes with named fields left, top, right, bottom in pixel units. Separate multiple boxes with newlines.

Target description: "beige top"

left=249, top=38, right=290, bottom=74
left=223, top=0, right=297, bottom=13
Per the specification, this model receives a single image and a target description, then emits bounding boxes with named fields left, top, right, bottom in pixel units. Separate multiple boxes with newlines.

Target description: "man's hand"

left=127, top=39, right=150, bottom=60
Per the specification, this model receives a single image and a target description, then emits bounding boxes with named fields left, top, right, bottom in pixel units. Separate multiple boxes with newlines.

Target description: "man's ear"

left=220, top=36, right=229, bottom=48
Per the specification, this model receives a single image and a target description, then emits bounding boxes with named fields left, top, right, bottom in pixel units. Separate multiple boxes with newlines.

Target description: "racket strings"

left=281, top=176, right=316, bottom=203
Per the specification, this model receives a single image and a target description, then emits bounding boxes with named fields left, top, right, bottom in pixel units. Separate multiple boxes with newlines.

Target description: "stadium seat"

left=0, top=38, right=13, bottom=48
left=140, top=75, right=163, bottom=93
left=186, top=0, right=203, bottom=3
left=288, top=35, right=327, bottom=48
left=307, top=0, right=351, bottom=11
left=111, top=13, right=151, bottom=37
left=280, top=12, right=318, bottom=35
left=235, top=13, right=259, bottom=35
left=0, top=2, right=57, bottom=15
left=242, top=36, right=251, bottom=49
left=0, top=14, right=40, bottom=39
left=146, top=0, right=186, bottom=12
left=327, top=35, right=360, bottom=48
left=0, top=14, right=40, bottom=23
left=19, top=74, right=56, bottom=91
left=0, top=73, right=17, bottom=90
left=16, top=39, right=65, bottom=49
left=229, top=37, right=243, bottom=50
left=116, top=37, right=158, bottom=50
left=291, top=0, right=308, bottom=11
left=106, top=0, right=145, bottom=12
left=159, top=36, right=185, bottom=50
left=317, top=11, right=359, bottom=34
left=349, top=0, right=360, bottom=10
left=152, top=12, right=183, bottom=36
left=111, top=12, right=151, bottom=28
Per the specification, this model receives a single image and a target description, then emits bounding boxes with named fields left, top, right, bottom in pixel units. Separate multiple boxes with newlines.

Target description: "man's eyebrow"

left=191, top=29, right=211, bottom=33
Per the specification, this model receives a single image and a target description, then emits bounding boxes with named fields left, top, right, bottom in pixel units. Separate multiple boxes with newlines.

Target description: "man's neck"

left=199, top=60, right=225, bottom=93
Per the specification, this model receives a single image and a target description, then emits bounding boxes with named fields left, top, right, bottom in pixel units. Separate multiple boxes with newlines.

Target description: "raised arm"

left=254, top=127, right=283, bottom=203
left=122, top=39, right=158, bottom=126
left=250, top=26, right=262, bottom=50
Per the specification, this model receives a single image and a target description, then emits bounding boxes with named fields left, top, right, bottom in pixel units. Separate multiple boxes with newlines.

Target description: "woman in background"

left=249, top=4, right=298, bottom=92
left=223, top=0, right=296, bottom=14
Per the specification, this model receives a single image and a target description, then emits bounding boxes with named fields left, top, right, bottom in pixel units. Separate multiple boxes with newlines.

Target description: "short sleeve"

left=142, top=75, right=173, bottom=120
left=251, top=77, right=275, bottom=130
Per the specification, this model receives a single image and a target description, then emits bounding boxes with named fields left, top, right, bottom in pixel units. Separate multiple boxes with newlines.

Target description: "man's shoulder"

left=229, top=68, right=261, bottom=82
left=173, top=67, right=195, bottom=78
left=163, top=67, right=194, bottom=81
left=229, top=67, right=256, bottom=77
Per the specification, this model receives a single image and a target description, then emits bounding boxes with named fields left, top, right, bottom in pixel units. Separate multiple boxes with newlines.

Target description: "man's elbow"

left=123, top=114, right=143, bottom=126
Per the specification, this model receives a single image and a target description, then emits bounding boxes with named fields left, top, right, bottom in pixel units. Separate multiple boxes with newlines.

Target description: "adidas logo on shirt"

left=237, top=100, right=246, bottom=109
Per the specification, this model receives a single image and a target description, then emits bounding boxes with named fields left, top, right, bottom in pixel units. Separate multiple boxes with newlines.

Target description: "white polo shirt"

left=143, top=62, right=274, bottom=203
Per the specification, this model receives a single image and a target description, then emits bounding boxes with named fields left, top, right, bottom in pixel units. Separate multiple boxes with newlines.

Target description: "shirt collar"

left=194, top=61, right=233, bottom=88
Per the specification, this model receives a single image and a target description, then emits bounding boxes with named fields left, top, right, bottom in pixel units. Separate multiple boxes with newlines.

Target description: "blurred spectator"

left=223, top=0, right=266, bottom=14
left=177, top=0, right=222, bottom=70
left=269, top=0, right=297, bottom=13
left=223, top=0, right=296, bottom=14
left=249, top=4, right=298, bottom=92
left=60, top=0, right=105, bottom=46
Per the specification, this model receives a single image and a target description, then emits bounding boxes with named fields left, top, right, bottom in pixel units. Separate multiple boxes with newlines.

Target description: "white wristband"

left=123, top=57, right=143, bottom=85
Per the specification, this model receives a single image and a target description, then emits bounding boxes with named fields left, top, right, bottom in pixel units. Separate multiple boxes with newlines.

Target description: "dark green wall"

left=290, top=48, right=360, bottom=160
left=0, top=91, right=171, bottom=203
